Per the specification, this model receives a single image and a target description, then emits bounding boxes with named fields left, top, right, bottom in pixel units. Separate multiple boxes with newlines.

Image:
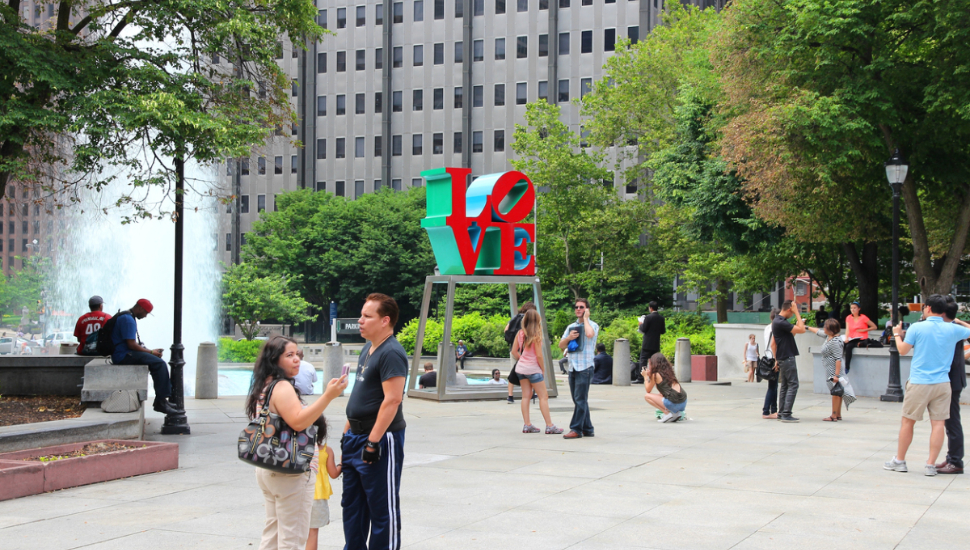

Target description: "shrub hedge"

left=217, top=337, right=263, bottom=363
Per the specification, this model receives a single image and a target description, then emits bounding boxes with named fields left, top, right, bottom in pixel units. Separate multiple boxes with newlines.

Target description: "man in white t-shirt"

left=760, top=307, right=779, bottom=419
left=293, top=349, right=318, bottom=395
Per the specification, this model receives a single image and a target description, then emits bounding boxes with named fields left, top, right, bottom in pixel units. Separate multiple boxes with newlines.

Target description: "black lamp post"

left=162, top=154, right=191, bottom=434
left=880, top=148, right=908, bottom=403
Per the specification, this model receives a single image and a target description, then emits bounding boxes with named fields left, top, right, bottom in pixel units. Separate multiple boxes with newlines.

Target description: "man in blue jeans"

left=111, top=299, right=183, bottom=415
left=559, top=298, right=599, bottom=439
left=771, top=300, right=806, bottom=423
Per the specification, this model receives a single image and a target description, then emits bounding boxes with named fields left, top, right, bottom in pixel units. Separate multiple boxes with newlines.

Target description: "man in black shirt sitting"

left=341, top=293, right=407, bottom=550
left=418, top=362, right=437, bottom=389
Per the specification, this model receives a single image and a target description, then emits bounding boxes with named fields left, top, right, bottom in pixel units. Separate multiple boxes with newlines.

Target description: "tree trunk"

left=844, top=242, right=879, bottom=321
left=715, top=279, right=729, bottom=323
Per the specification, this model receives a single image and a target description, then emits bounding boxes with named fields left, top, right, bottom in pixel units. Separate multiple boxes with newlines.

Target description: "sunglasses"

left=574, top=306, right=586, bottom=310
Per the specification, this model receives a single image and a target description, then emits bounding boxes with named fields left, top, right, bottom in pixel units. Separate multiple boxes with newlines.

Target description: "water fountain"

left=51, top=159, right=222, bottom=397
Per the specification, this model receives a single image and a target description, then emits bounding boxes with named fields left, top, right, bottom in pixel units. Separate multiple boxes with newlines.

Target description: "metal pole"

left=162, top=154, right=191, bottom=434
left=881, top=182, right=904, bottom=402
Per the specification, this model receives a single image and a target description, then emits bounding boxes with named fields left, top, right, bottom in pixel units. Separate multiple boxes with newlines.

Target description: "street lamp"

left=881, top=148, right=908, bottom=402
left=161, top=154, right=191, bottom=434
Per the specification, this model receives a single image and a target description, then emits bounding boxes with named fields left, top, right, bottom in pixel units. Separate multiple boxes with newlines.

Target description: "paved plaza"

left=2, top=377, right=968, bottom=549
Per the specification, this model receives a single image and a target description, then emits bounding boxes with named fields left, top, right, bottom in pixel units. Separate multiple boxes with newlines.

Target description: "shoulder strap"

left=260, top=379, right=281, bottom=417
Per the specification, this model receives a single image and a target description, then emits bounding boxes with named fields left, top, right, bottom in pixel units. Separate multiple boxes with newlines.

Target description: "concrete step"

left=80, top=359, right=149, bottom=404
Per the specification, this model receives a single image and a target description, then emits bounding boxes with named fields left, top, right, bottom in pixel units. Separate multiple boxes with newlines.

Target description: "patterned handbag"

left=238, top=380, right=317, bottom=473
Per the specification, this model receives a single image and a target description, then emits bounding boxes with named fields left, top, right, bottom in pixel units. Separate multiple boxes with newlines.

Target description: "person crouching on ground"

left=511, top=309, right=563, bottom=434
left=642, top=353, right=687, bottom=423
left=245, top=336, right=348, bottom=550
left=306, top=415, right=342, bottom=550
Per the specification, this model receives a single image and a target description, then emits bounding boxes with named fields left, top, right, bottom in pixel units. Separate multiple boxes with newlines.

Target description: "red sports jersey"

left=74, top=311, right=112, bottom=354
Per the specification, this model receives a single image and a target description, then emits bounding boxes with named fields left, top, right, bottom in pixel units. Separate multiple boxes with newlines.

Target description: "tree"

left=0, top=0, right=323, bottom=215
left=510, top=100, right=654, bottom=303
left=715, top=0, right=970, bottom=298
left=222, top=263, right=313, bottom=340
left=243, top=187, right=435, bottom=335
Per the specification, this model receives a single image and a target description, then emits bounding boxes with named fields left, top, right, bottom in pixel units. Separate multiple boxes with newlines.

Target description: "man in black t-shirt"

left=418, top=362, right=437, bottom=389
left=342, top=293, right=407, bottom=550
left=937, top=298, right=967, bottom=474
left=638, top=301, right=666, bottom=369
left=771, top=300, right=806, bottom=423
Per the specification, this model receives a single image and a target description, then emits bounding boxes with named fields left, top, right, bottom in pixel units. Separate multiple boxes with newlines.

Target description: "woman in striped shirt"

left=807, top=318, right=856, bottom=421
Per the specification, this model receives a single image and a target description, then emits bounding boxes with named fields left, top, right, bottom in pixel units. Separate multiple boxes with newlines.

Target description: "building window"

left=517, top=0, right=527, bottom=11
left=495, top=84, right=505, bottom=106
left=316, top=139, right=326, bottom=159
left=392, top=135, right=402, bottom=156
left=375, top=136, right=383, bottom=157
left=582, top=0, right=591, bottom=4
left=473, top=85, right=483, bottom=107
left=413, top=89, right=423, bottom=111
left=434, top=0, right=444, bottom=19
left=628, top=26, right=639, bottom=44
left=317, top=96, right=327, bottom=116
left=455, top=0, right=463, bottom=17
left=317, top=9, right=326, bottom=28
left=376, top=48, right=383, bottom=69
left=241, top=195, right=250, bottom=213
left=291, top=155, right=297, bottom=174
left=414, top=0, right=423, bottom=21
left=474, top=0, right=484, bottom=14
left=473, top=40, right=484, bottom=62
left=540, top=0, right=548, bottom=8
left=356, top=5, right=365, bottom=25
left=257, top=195, right=266, bottom=212
left=455, top=41, right=463, bottom=63
left=354, top=180, right=364, bottom=198
left=560, top=0, right=569, bottom=7
left=375, top=92, right=383, bottom=113
left=413, top=44, right=423, bottom=66
left=558, top=79, right=570, bottom=102
left=226, top=233, right=232, bottom=251
left=292, top=79, right=298, bottom=97
left=496, top=0, right=506, bottom=12
left=356, top=49, right=366, bottom=70
left=516, top=82, right=527, bottom=105
left=392, top=179, right=402, bottom=191
left=412, top=178, right=423, bottom=188
left=433, top=133, right=443, bottom=154
left=413, top=134, right=423, bottom=155
left=274, top=156, right=283, bottom=175
left=376, top=4, right=383, bottom=24
left=454, top=132, right=462, bottom=153
left=317, top=52, right=326, bottom=73
left=538, top=34, right=548, bottom=57
left=559, top=32, right=569, bottom=55
left=454, top=86, right=463, bottom=108
left=581, top=78, right=592, bottom=98
left=315, top=182, right=326, bottom=192
left=434, top=43, right=444, bottom=64
left=393, top=2, right=403, bottom=23
left=335, top=138, right=346, bottom=158
left=540, top=80, right=550, bottom=100
left=241, top=158, right=250, bottom=174
left=581, top=30, right=592, bottom=53
left=335, top=181, right=345, bottom=197
left=392, top=91, right=402, bottom=112
left=336, top=8, right=346, bottom=28
left=336, top=51, right=346, bottom=71
left=336, top=94, right=346, bottom=115
left=516, top=36, right=527, bottom=58
left=433, top=88, right=444, bottom=109
left=257, top=156, right=266, bottom=175
left=494, top=130, right=505, bottom=152
left=605, top=28, right=616, bottom=51
left=349, top=93, right=362, bottom=114
left=495, top=38, right=505, bottom=60
left=472, top=131, right=483, bottom=153
left=393, top=46, right=402, bottom=67
left=355, top=137, right=365, bottom=158
left=375, top=179, right=383, bottom=191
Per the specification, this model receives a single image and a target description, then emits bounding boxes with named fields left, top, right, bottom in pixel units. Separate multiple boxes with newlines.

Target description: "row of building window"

left=315, top=28, right=637, bottom=73
left=0, top=203, right=42, bottom=217
left=315, top=131, right=506, bottom=159
left=319, top=0, right=638, bottom=29
left=227, top=156, right=300, bottom=176
left=0, top=221, right=42, bottom=235
left=317, top=79, right=590, bottom=117
left=1, top=238, right=37, bottom=253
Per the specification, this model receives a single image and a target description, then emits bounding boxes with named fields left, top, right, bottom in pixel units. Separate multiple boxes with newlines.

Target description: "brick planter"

left=0, top=439, right=178, bottom=501
left=691, top=355, right=718, bottom=381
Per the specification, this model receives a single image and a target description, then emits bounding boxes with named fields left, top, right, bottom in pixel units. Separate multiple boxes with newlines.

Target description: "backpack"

left=504, top=314, right=524, bottom=346
left=83, top=311, right=132, bottom=356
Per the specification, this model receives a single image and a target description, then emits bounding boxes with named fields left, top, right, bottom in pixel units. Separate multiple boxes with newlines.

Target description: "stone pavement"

left=2, top=380, right=968, bottom=549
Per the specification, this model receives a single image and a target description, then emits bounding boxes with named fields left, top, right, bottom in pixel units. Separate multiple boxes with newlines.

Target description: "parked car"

left=0, top=337, right=34, bottom=355
left=46, top=331, right=79, bottom=349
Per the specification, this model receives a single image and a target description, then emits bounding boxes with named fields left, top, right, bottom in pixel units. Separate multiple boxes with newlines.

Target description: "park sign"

left=420, top=167, right=535, bottom=276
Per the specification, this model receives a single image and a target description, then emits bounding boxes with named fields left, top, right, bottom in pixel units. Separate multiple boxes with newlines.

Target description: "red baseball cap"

left=135, top=298, right=154, bottom=313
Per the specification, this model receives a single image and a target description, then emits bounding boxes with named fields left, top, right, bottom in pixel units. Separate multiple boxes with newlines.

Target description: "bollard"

left=195, top=342, right=218, bottom=399
left=675, top=338, right=692, bottom=383
left=613, top=338, right=631, bottom=386
left=322, top=342, right=343, bottom=394
left=59, top=343, right=75, bottom=355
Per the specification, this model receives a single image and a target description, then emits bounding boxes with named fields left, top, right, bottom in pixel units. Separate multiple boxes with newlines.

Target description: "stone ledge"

left=0, top=407, right=144, bottom=453
left=81, top=359, right=149, bottom=403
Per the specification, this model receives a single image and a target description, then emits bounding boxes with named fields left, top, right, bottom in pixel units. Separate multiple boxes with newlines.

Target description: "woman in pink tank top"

left=511, top=310, right=563, bottom=434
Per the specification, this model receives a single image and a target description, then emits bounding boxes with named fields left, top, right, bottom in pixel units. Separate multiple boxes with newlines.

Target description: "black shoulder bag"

left=238, top=380, right=317, bottom=473
left=757, top=333, right=778, bottom=382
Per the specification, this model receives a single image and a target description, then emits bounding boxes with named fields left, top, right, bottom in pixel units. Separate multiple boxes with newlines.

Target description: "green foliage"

left=397, top=318, right=443, bottom=356
left=600, top=317, right=642, bottom=356
left=217, top=337, right=263, bottom=363
left=664, top=310, right=713, bottom=334
left=548, top=309, right=575, bottom=342
left=397, top=313, right=518, bottom=358
left=470, top=317, right=513, bottom=358
left=222, top=263, right=314, bottom=340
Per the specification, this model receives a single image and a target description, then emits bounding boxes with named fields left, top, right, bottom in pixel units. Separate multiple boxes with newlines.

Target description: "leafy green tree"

left=222, top=263, right=313, bottom=340
left=243, top=188, right=435, bottom=334
left=0, top=0, right=323, bottom=214
left=715, top=0, right=970, bottom=298
left=510, top=100, right=653, bottom=303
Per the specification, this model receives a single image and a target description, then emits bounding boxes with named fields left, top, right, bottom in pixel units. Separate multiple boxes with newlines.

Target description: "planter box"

left=0, top=439, right=178, bottom=501
left=691, top=355, right=718, bottom=381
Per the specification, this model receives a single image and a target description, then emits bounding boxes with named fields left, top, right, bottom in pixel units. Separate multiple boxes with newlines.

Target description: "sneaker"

left=545, top=425, right=564, bottom=435
left=522, top=424, right=540, bottom=434
left=507, top=396, right=514, bottom=404
left=780, top=415, right=800, bottom=423
left=925, top=464, right=937, bottom=477
left=659, top=412, right=678, bottom=423
left=672, top=412, right=685, bottom=422
left=883, top=457, right=908, bottom=472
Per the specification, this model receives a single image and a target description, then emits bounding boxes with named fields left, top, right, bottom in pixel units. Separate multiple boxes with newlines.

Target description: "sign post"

left=329, top=302, right=338, bottom=344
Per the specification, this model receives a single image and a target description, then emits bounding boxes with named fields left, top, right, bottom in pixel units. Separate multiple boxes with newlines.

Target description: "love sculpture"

left=419, top=167, right=536, bottom=276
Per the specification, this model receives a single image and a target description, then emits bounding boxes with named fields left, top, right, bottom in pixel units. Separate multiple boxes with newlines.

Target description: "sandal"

left=823, top=415, right=838, bottom=422
left=836, top=416, right=842, bottom=421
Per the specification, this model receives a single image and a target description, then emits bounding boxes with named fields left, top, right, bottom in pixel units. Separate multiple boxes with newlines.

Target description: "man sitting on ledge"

left=111, top=298, right=183, bottom=415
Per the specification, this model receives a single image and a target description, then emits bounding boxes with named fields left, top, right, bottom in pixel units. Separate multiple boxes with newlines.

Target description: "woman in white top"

left=743, top=334, right=759, bottom=383
left=511, top=309, right=563, bottom=434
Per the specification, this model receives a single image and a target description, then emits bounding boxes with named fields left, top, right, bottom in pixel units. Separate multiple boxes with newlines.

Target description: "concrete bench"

left=80, top=359, right=149, bottom=405
left=0, top=355, right=93, bottom=396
